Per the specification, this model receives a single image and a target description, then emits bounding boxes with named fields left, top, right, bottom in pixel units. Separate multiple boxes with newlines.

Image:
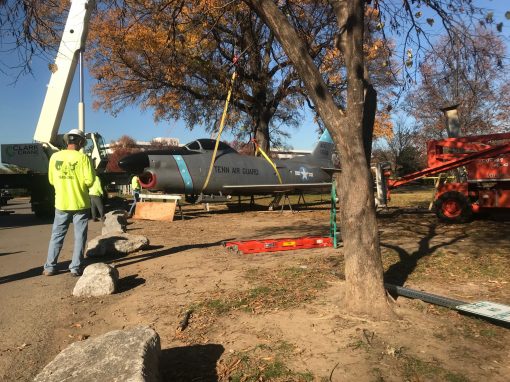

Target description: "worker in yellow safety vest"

left=43, top=129, right=95, bottom=277
left=89, top=175, right=104, bottom=222
left=128, top=174, right=141, bottom=217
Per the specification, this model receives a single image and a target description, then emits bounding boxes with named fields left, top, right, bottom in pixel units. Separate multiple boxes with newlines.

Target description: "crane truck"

left=0, top=0, right=120, bottom=217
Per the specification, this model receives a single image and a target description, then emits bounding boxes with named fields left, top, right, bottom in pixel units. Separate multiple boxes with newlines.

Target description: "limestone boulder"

left=86, top=233, right=149, bottom=258
left=34, top=326, right=160, bottom=382
left=102, top=210, right=128, bottom=235
left=73, top=263, right=119, bottom=297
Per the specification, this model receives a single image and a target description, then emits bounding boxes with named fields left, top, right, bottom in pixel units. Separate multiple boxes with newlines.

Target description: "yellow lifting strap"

left=201, top=60, right=238, bottom=193
left=251, top=139, right=283, bottom=184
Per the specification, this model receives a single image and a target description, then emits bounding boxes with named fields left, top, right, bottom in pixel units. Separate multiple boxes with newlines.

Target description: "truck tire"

left=435, top=191, right=473, bottom=223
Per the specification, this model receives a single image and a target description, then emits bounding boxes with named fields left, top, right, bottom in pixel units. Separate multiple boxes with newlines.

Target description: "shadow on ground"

left=160, top=343, right=224, bottom=381
left=0, top=261, right=72, bottom=285
left=116, top=274, right=145, bottom=293
left=108, top=240, right=231, bottom=269
left=0, top=212, right=53, bottom=229
left=382, top=223, right=467, bottom=286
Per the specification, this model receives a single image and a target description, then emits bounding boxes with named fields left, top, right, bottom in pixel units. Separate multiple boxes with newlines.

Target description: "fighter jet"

left=118, top=130, right=337, bottom=202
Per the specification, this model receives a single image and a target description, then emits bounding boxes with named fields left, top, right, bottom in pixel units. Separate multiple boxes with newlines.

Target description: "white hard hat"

left=64, top=129, right=86, bottom=144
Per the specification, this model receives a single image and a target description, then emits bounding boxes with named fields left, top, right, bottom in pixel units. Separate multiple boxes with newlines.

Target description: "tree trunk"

left=362, top=84, right=377, bottom=163
left=254, top=108, right=272, bottom=154
left=245, top=0, right=394, bottom=318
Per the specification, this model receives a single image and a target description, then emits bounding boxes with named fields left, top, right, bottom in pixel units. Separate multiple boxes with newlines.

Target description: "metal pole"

left=385, top=283, right=465, bottom=309
left=78, top=49, right=85, bottom=133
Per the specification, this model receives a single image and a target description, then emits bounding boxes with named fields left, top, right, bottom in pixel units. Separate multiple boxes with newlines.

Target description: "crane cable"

left=201, top=56, right=238, bottom=193
left=251, top=139, right=283, bottom=184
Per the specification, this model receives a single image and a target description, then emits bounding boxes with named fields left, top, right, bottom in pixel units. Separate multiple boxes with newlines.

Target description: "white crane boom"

left=33, top=0, right=95, bottom=146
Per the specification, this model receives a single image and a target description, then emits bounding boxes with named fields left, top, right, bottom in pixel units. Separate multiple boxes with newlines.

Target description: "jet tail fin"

left=309, top=129, right=336, bottom=166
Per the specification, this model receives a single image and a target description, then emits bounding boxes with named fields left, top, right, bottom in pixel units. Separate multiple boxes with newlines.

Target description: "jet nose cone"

left=118, top=152, right=150, bottom=174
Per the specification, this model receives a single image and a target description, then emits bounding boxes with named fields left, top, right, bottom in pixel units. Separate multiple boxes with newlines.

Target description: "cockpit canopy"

left=184, top=139, right=237, bottom=153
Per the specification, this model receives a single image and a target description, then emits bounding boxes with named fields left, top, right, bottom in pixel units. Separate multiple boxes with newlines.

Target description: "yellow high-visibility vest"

left=48, top=150, right=95, bottom=210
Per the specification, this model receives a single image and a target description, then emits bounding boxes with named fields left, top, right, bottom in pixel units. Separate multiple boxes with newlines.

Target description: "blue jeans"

left=128, top=190, right=140, bottom=216
left=44, top=209, right=89, bottom=273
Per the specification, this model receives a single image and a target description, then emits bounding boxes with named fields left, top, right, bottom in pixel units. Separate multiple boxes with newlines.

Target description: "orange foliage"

left=373, top=112, right=393, bottom=139
left=86, top=1, right=397, bottom=149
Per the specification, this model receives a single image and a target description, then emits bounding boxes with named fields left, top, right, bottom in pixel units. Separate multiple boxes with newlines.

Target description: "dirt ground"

left=0, top=189, right=509, bottom=381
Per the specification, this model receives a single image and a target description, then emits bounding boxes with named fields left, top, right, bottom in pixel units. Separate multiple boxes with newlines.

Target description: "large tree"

left=242, top=0, right=502, bottom=317
left=243, top=0, right=392, bottom=316
left=86, top=0, right=341, bottom=153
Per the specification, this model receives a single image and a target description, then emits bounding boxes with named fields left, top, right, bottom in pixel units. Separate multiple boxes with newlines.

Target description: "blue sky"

left=0, top=1, right=508, bottom=154
left=0, top=54, right=320, bottom=151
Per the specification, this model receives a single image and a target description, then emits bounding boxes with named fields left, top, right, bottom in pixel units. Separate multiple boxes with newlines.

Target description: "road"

left=0, top=198, right=103, bottom=381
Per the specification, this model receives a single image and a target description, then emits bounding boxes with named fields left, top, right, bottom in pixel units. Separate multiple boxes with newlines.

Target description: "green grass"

left=402, top=355, right=469, bottom=382
left=227, top=340, right=311, bottom=380
left=226, top=351, right=314, bottom=382
left=389, top=186, right=435, bottom=208
left=196, top=265, right=333, bottom=316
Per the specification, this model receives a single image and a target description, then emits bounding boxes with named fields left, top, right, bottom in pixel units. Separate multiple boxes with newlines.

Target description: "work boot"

left=42, top=269, right=57, bottom=276
left=70, top=269, right=82, bottom=277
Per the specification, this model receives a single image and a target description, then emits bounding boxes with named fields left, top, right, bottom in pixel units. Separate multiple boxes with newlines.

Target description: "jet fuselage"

left=118, top=131, right=336, bottom=197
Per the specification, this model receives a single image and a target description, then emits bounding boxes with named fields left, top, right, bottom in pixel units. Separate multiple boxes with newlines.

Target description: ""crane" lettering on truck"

left=5, top=144, right=40, bottom=157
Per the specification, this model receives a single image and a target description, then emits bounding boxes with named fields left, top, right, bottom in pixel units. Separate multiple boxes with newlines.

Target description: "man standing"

left=43, top=129, right=95, bottom=277
left=89, top=175, right=105, bottom=221
left=128, top=174, right=141, bottom=217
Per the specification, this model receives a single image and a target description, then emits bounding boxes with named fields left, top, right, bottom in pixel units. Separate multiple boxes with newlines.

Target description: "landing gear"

left=435, top=191, right=473, bottom=223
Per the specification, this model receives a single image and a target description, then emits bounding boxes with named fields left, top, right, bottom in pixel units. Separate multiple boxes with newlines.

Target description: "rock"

left=102, top=210, right=128, bottom=235
left=34, top=326, right=160, bottom=382
left=73, top=263, right=119, bottom=297
left=86, top=233, right=149, bottom=258
left=105, top=209, right=128, bottom=221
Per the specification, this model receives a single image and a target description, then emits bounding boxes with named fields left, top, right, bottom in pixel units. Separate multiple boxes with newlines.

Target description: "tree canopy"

left=86, top=0, right=396, bottom=151
left=405, top=27, right=510, bottom=141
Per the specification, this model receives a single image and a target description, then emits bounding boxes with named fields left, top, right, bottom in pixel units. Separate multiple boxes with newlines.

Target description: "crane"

left=0, top=0, right=111, bottom=216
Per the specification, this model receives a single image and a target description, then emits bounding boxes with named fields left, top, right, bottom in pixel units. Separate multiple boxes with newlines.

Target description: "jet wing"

left=222, top=182, right=332, bottom=193
left=321, top=167, right=342, bottom=174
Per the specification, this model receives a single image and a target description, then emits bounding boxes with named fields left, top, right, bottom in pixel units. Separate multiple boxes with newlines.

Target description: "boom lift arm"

left=34, top=0, right=95, bottom=148
left=387, top=136, right=510, bottom=189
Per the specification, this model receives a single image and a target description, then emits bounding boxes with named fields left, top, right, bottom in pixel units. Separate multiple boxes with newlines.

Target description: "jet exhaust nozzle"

left=139, top=171, right=157, bottom=189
